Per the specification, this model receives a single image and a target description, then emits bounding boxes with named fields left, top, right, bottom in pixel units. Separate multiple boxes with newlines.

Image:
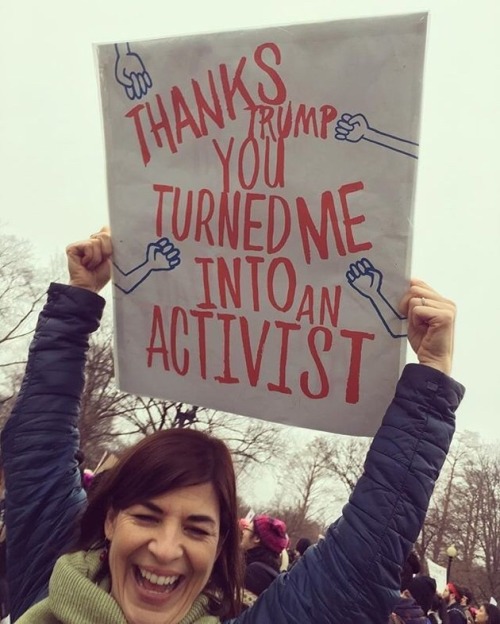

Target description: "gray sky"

left=1, top=0, right=499, bottom=444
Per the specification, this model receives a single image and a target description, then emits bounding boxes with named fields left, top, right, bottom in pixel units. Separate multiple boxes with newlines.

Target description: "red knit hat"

left=253, top=515, right=288, bottom=554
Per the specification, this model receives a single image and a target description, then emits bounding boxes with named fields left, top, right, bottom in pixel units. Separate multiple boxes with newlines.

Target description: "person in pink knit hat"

left=240, top=514, right=289, bottom=606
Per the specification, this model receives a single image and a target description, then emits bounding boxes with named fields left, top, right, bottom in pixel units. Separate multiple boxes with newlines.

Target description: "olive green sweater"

left=16, top=550, right=220, bottom=624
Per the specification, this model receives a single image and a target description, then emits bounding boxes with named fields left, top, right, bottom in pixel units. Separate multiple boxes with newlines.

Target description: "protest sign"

left=427, top=558, right=447, bottom=595
left=96, top=13, right=427, bottom=435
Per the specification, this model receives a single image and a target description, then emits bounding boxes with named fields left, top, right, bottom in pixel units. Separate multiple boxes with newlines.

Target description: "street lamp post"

left=446, top=544, right=457, bottom=583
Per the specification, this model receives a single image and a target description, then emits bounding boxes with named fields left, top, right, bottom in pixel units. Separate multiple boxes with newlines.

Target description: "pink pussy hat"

left=253, top=514, right=289, bottom=554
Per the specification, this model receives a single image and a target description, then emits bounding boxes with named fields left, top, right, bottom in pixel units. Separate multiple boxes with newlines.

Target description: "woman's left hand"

left=399, top=279, right=456, bottom=376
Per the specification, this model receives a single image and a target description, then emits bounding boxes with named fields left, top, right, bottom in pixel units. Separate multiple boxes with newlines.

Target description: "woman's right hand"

left=66, top=226, right=112, bottom=293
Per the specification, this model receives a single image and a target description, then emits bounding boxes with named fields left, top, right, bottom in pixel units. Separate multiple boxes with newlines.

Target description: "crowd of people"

left=0, top=226, right=467, bottom=623
left=238, top=518, right=500, bottom=624
left=385, top=549, right=500, bottom=624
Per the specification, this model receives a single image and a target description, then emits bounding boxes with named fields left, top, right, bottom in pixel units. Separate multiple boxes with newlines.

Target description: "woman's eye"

left=133, top=514, right=157, bottom=523
left=186, top=526, right=209, bottom=537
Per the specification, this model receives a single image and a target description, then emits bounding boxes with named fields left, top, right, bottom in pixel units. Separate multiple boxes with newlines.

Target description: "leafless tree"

left=411, top=432, right=500, bottom=602
left=415, top=433, right=475, bottom=566
left=461, top=447, right=500, bottom=600
left=112, top=392, right=283, bottom=477
left=0, top=233, right=53, bottom=429
left=274, top=437, right=338, bottom=527
left=0, top=234, right=47, bottom=366
left=321, top=436, right=370, bottom=495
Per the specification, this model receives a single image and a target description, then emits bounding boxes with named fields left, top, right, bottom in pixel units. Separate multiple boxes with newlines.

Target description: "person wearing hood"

left=390, top=575, right=436, bottom=623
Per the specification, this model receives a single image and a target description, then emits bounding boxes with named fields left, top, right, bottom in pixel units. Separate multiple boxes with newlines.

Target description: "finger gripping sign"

left=96, top=13, right=427, bottom=436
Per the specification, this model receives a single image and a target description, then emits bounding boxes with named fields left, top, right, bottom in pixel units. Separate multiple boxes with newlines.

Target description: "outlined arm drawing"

left=346, top=258, right=408, bottom=338
left=335, top=113, right=419, bottom=159
left=113, top=238, right=180, bottom=294
left=114, top=43, right=153, bottom=100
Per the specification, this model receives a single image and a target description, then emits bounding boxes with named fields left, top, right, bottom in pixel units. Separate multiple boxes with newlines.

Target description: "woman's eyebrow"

left=139, top=501, right=163, bottom=514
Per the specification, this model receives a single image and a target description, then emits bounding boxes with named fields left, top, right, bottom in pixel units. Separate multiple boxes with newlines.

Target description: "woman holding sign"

left=1, top=228, right=463, bottom=624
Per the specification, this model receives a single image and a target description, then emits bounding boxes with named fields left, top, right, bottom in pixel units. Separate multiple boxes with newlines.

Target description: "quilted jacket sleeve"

left=0, top=283, right=105, bottom=622
left=228, top=364, right=464, bottom=624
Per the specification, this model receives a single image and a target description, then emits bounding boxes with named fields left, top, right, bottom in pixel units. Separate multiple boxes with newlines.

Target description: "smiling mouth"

left=135, top=566, right=183, bottom=594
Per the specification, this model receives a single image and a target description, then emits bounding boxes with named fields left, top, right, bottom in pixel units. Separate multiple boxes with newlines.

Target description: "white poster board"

left=427, top=558, right=447, bottom=594
left=96, top=13, right=427, bottom=435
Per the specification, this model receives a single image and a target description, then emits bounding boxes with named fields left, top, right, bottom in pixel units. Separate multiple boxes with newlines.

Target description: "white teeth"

left=139, top=568, right=179, bottom=586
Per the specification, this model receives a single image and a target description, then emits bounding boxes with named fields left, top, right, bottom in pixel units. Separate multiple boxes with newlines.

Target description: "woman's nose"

left=147, top=523, right=184, bottom=562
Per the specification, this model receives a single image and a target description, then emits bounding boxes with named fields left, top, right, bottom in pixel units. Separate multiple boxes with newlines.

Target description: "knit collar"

left=47, top=549, right=219, bottom=624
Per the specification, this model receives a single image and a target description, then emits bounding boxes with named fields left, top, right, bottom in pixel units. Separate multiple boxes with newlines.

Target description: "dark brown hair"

left=76, top=428, right=242, bottom=617
left=483, top=603, right=500, bottom=624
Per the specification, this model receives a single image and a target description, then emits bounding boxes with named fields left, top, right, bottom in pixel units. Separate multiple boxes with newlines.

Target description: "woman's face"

left=105, top=482, right=220, bottom=624
left=476, top=605, right=489, bottom=623
left=240, top=521, right=258, bottom=551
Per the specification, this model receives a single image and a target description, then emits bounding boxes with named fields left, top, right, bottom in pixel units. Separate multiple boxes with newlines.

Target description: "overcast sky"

left=1, top=0, right=499, bottom=448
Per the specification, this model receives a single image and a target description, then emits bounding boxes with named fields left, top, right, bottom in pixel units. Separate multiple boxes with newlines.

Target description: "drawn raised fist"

left=346, top=258, right=383, bottom=299
left=335, top=113, right=369, bottom=143
left=146, top=238, right=181, bottom=271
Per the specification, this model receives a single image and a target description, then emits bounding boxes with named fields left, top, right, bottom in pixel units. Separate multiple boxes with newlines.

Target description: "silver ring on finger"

left=421, top=297, right=426, bottom=306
